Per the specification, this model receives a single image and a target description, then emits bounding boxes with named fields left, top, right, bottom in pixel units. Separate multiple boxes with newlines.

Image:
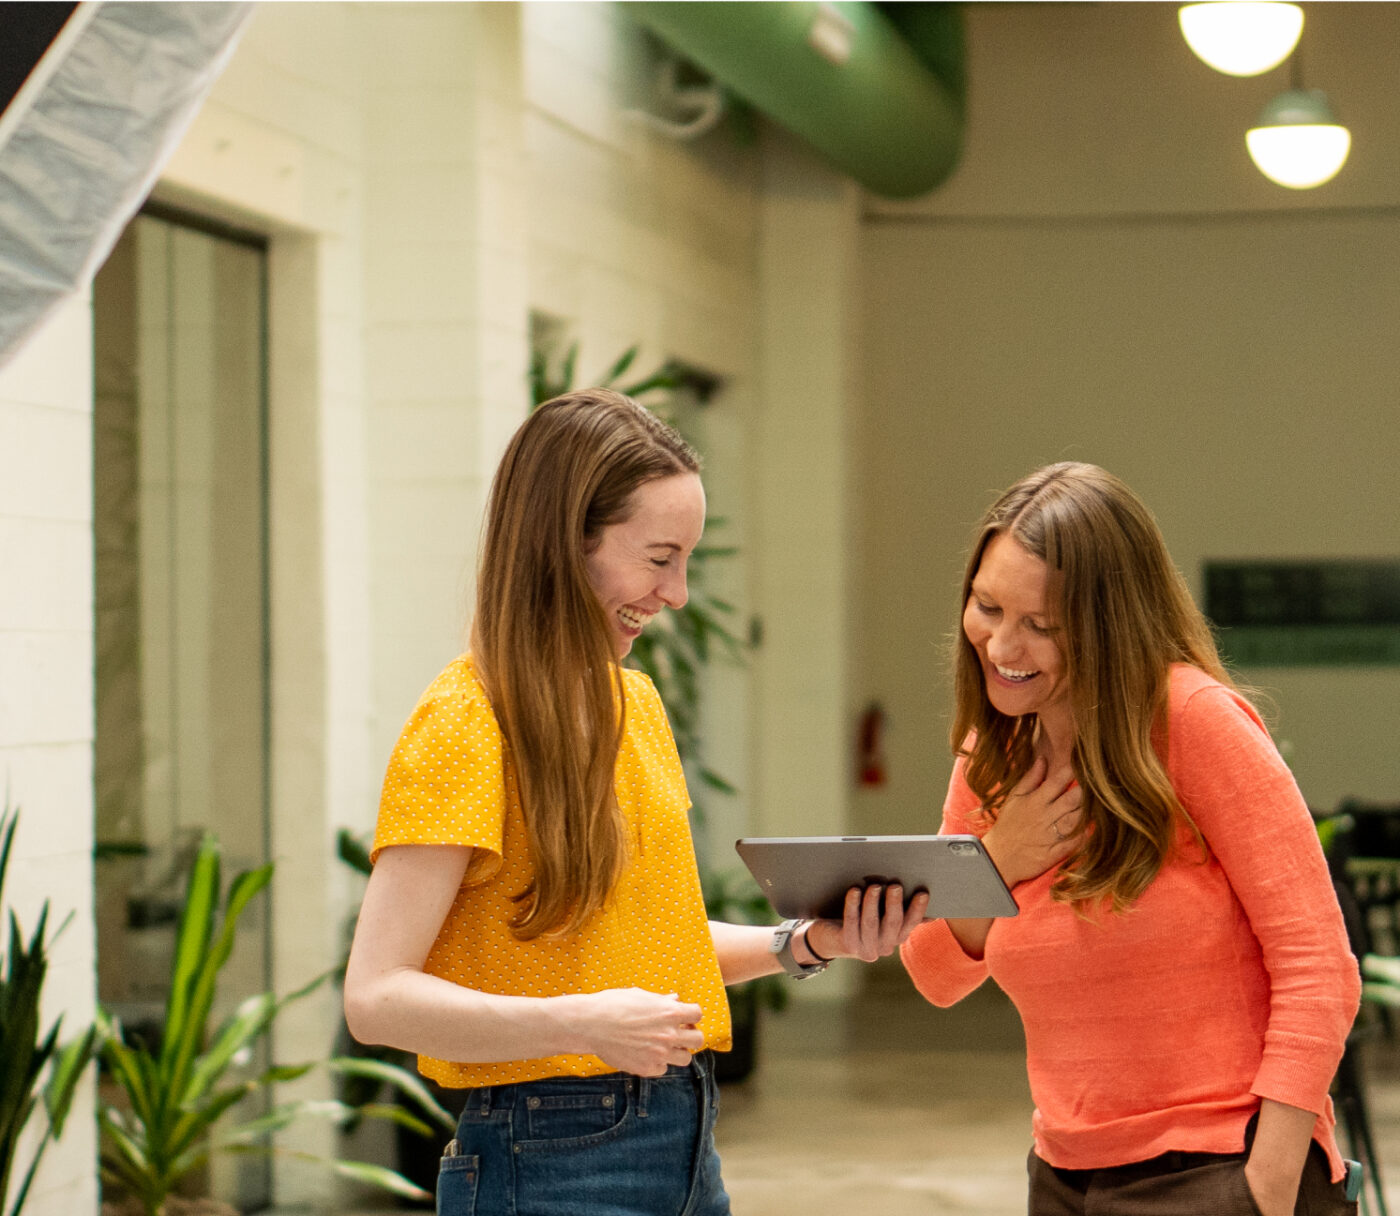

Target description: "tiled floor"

left=715, top=967, right=1400, bottom=1216
left=714, top=977, right=1031, bottom=1215
left=335, top=965, right=1400, bottom=1216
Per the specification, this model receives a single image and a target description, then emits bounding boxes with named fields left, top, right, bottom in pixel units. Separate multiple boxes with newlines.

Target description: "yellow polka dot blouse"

left=371, top=654, right=732, bottom=1088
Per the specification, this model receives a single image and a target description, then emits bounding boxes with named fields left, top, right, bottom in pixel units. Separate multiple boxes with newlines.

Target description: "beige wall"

left=854, top=2, right=1400, bottom=835
left=0, top=294, right=98, bottom=1216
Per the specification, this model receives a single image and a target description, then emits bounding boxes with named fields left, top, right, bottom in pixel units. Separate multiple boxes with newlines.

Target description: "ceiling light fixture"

left=1246, top=87, right=1351, bottom=188
left=1179, top=2, right=1304, bottom=77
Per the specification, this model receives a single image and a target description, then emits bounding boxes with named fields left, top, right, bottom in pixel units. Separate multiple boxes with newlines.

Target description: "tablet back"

left=734, top=834, right=1018, bottom=921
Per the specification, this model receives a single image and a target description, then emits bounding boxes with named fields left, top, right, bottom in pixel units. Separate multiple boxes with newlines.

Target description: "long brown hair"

left=471, top=388, right=699, bottom=939
left=952, top=462, right=1235, bottom=911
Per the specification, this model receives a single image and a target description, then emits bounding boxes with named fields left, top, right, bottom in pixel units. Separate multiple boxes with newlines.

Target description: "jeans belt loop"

left=637, top=1073, right=651, bottom=1118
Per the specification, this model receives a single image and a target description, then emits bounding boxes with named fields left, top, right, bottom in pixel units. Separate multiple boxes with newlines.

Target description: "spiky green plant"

left=0, top=804, right=96, bottom=1216
left=96, top=833, right=454, bottom=1215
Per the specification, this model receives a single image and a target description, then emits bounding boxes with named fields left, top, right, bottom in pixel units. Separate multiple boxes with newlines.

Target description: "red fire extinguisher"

left=857, top=702, right=887, bottom=788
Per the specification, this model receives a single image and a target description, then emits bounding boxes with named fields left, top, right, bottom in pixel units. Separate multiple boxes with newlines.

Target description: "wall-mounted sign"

left=1204, top=560, right=1400, bottom=667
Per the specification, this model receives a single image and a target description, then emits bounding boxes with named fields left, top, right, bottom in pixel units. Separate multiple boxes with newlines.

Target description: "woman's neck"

left=1034, top=706, right=1077, bottom=768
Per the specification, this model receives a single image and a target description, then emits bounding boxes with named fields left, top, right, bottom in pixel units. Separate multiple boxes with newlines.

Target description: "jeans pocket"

left=436, top=1151, right=479, bottom=1216
left=520, top=1087, right=629, bottom=1149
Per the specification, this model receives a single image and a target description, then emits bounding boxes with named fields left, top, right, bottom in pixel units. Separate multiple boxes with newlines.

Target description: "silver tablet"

left=734, top=834, right=1018, bottom=921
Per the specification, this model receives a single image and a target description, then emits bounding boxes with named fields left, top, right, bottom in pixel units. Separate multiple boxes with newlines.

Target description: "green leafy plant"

left=530, top=341, right=785, bottom=1017
left=0, top=804, right=96, bottom=1216
left=97, top=834, right=454, bottom=1215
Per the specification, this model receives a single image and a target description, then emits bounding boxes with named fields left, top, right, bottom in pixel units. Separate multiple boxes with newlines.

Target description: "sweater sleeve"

left=1169, top=680, right=1361, bottom=1116
left=901, top=755, right=994, bottom=1007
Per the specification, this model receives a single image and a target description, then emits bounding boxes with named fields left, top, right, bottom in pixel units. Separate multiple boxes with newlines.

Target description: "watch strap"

left=771, top=918, right=828, bottom=979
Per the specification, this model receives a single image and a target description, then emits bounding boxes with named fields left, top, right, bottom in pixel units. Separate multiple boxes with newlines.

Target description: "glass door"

left=93, top=206, right=271, bottom=1210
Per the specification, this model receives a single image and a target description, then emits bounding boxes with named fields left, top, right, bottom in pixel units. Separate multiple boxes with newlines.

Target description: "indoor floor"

left=335, top=963, right=1400, bottom=1216
left=714, top=966, right=1400, bottom=1216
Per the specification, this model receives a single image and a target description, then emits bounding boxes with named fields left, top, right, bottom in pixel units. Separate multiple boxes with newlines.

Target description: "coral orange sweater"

left=902, top=665, right=1360, bottom=1180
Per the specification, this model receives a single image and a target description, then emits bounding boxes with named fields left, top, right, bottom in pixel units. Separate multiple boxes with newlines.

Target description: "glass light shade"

left=1179, top=2, right=1304, bottom=76
left=1246, top=89, right=1352, bottom=189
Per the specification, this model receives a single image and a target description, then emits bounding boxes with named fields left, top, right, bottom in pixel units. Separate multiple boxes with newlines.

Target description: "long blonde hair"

left=952, top=463, right=1235, bottom=911
left=471, top=388, right=699, bottom=939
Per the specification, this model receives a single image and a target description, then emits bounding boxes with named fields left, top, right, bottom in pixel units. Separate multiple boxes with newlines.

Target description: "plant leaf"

left=327, top=1156, right=435, bottom=1202
left=44, top=1025, right=96, bottom=1134
left=326, top=1056, right=456, bottom=1129
left=182, top=991, right=278, bottom=1104
left=619, top=368, right=683, bottom=399
left=164, top=1083, right=255, bottom=1164
left=214, top=1098, right=357, bottom=1147
left=598, top=345, right=638, bottom=386
left=335, top=829, right=372, bottom=876
left=560, top=342, right=578, bottom=394
left=159, top=836, right=222, bottom=1089
left=166, top=861, right=274, bottom=1108
left=351, top=1102, right=436, bottom=1137
left=96, top=1017, right=157, bottom=1134
left=698, top=768, right=738, bottom=796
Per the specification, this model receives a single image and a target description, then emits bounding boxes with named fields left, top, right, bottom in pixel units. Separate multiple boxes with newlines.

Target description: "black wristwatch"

left=771, top=918, right=829, bottom=980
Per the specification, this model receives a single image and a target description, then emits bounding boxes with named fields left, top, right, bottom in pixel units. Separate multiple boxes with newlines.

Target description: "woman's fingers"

left=879, top=885, right=910, bottom=953
left=902, top=888, right=931, bottom=936
left=982, top=758, right=1083, bottom=885
left=1012, top=753, right=1048, bottom=795
left=582, top=989, right=705, bottom=1076
left=831, top=884, right=924, bottom=961
left=1047, top=781, right=1084, bottom=843
left=860, top=882, right=883, bottom=955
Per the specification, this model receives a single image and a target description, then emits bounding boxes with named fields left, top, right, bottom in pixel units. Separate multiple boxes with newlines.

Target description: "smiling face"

left=585, top=472, right=706, bottom=658
left=962, top=531, right=1074, bottom=745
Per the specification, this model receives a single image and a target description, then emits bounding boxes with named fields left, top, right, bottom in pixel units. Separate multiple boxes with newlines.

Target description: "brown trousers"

left=1028, top=1141, right=1358, bottom=1216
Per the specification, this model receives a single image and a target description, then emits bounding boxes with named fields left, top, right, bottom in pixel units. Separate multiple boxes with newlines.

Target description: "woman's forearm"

left=345, top=966, right=706, bottom=1076
left=1244, top=1098, right=1316, bottom=1216
left=345, top=964, right=587, bottom=1062
left=710, top=885, right=930, bottom=984
left=708, top=920, right=791, bottom=985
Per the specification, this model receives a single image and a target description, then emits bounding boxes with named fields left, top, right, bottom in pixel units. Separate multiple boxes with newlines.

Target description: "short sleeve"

left=371, top=682, right=507, bottom=885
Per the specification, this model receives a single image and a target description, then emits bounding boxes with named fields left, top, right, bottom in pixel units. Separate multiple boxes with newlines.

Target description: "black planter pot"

left=713, top=980, right=759, bottom=1084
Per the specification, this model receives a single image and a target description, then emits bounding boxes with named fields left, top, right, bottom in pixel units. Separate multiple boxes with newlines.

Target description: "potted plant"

left=0, top=803, right=96, bottom=1216
left=96, top=833, right=453, bottom=1216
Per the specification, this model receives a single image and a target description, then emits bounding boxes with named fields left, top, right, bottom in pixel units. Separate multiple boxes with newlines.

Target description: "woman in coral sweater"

left=901, top=462, right=1360, bottom=1216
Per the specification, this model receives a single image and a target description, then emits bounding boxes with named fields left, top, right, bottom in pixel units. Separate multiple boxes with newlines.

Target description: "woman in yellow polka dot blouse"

left=344, top=388, right=928, bottom=1215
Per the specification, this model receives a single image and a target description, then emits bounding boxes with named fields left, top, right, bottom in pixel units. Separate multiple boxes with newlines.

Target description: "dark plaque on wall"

left=1204, top=560, right=1400, bottom=666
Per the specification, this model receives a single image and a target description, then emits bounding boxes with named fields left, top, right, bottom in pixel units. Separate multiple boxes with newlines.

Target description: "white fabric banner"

left=0, top=1, right=253, bottom=368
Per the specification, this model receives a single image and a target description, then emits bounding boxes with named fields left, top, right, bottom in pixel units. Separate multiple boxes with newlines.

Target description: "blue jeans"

left=437, top=1050, right=730, bottom=1216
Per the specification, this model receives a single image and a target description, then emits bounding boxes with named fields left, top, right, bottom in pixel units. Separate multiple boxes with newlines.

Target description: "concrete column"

left=363, top=2, right=531, bottom=764
left=752, top=129, right=860, bottom=997
left=0, top=294, right=99, bottom=1216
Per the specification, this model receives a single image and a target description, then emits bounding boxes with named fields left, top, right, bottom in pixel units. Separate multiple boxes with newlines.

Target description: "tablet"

left=734, top=834, right=1018, bottom=922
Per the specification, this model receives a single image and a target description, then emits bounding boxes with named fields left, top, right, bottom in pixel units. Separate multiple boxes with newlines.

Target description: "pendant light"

left=1246, top=87, right=1351, bottom=188
left=1179, top=2, right=1304, bottom=77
